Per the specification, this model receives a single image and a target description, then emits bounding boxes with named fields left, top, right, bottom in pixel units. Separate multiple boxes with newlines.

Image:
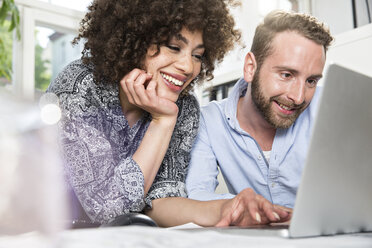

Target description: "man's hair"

left=73, top=0, right=241, bottom=94
left=251, top=10, right=334, bottom=70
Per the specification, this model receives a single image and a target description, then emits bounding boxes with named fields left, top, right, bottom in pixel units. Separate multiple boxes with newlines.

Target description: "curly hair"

left=73, top=0, right=241, bottom=94
left=251, top=10, right=334, bottom=72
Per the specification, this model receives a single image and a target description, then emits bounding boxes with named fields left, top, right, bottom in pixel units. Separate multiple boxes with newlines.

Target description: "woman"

left=48, top=0, right=289, bottom=227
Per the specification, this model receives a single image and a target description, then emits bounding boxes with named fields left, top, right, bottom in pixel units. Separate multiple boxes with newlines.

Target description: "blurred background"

left=0, top=0, right=371, bottom=234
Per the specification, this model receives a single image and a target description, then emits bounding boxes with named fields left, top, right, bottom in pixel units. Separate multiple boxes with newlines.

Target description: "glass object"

left=0, top=89, right=69, bottom=235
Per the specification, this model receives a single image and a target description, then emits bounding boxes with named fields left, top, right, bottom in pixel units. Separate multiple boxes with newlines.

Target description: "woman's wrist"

left=150, top=115, right=178, bottom=128
left=191, top=199, right=227, bottom=227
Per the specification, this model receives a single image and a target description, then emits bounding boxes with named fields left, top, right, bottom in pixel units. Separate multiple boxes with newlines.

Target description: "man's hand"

left=216, top=188, right=291, bottom=227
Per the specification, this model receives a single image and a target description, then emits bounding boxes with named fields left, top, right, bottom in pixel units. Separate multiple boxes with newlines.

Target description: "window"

left=34, top=26, right=84, bottom=95
left=10, top=0, right=86, bottom=99
left=36, top=0, right=91, bottom=12
left=0, top=19, right=13, bottom=89
left=352, top=0, right=372, bottom=28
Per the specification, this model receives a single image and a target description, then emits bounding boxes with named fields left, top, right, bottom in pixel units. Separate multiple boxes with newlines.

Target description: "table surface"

left=1, top=225, right=372, bottom=248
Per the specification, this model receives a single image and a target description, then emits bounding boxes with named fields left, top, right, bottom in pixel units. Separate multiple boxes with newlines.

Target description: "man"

left=186, top=10, right=334, bottom=209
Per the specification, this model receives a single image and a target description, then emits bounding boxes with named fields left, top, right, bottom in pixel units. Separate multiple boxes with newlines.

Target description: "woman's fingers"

left=261, top=201, right=281, bottom=222
left=216, top=188, right=292, bottom=227
left=145, top=79, right=157, bottom=103
left=247, top=199, right=261, bottom=224
left=258, top=197, right=290, bottom=223
left=133, top=73, right=152, bottom=104
left=119, top=68, right=179, bottom=118
left=121, top=77, right=133, bottom=104
left=120, top=69, right=152, bottom=106
left=215, top=187, right=294, bottom=228
left=273, top=205, right=292, bottom=221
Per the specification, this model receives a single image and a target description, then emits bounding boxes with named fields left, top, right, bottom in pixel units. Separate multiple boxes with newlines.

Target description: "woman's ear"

left=243, top=52, right=257, bottom=83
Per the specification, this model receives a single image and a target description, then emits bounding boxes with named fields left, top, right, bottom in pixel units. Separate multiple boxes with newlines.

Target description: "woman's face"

left=144, top=28, right=204, bottom=102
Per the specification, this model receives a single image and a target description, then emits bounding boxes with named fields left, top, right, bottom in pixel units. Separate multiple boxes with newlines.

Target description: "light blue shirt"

left=186, top=78, right=322, bottom=208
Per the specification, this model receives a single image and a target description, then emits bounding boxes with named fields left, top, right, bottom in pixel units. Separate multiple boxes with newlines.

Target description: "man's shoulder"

left=312, top=85, right=323, bottom=103
left=202, top=97, right=228, bottom=111
left=200, top=98, right=228, bottom=120
left=200, top=78, right=243, bottom=117
left=307, top=85, right=323, bottom=115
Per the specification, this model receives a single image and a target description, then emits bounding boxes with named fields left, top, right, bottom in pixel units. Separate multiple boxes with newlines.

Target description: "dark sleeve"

left=47, top=61, right=145, bottom=224
left=144, top=94, right=200, bottom=207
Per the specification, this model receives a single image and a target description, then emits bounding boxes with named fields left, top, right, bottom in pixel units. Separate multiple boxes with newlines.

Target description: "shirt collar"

left=224, top=78, right=248, bottom=131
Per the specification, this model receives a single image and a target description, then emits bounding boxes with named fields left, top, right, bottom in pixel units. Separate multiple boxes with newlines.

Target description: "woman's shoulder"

left=177, top=93, right=200, bottom=118
left=177, top=93, right=200, bottom=110
left=47, top=59, right=94, bottom=95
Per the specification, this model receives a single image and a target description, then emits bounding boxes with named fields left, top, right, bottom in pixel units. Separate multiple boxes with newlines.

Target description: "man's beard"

left=250, top=71, right=306, bottom=129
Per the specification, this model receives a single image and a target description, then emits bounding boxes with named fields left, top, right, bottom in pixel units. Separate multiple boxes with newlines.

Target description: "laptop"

left=181, top=63, right=372, bottom=238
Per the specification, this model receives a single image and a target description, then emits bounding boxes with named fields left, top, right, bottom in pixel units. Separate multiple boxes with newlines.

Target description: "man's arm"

left=186, top=112, right=235, bottom=200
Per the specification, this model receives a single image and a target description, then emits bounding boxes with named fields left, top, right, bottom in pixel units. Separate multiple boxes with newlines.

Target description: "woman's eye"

left=166, top=45, right=180, bottom=51
left=193, top=54, right=203, bottom=61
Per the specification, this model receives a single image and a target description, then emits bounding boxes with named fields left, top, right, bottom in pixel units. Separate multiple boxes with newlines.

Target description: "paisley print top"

left=47, top=60, right=199, bottom=224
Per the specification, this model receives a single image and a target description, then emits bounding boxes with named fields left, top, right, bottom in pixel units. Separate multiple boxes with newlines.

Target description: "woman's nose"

left=175, top=54, right=194, bottom=75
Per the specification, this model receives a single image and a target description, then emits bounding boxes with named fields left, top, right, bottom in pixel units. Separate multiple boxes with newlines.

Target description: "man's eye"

left=166, top=45, right=180, bottom=51
left=307, top=78, right=319, bottom=86
left=281, top=73, right=291, bottom=78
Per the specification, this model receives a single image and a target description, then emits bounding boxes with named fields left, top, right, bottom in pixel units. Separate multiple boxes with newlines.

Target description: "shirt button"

left=271, top=182, right=276, bottom=188
left=257, top=155, right=262, bottom=160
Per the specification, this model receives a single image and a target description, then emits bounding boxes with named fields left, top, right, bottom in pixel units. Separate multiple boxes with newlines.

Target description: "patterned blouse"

left=47, top=60, right=200, bottom=224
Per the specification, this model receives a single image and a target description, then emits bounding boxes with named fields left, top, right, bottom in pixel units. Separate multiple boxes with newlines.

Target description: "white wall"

left=194, top=0, right=262, bottom=101
left=326, top=23, right=372, bottom=78
left=310, top=0, right=372, bottom=79
left=311, top=0, right=354, bottom=35
left=203, top=1, right=261, bottom=87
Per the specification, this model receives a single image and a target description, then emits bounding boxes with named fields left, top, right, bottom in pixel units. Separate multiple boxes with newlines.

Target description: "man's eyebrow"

left=274, top=66, right=323, bottom=78
left=175, top=33, right=205, bottom=49
left=310, top=74, right=323, bottom=79
left=274, top=66, right=299, bottom=75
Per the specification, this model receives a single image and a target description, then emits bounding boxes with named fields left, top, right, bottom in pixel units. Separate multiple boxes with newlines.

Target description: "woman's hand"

left=120, top=69, right=181, bottom=193
left=216, top=188, right=291, bottom=227
left=120, top=69, right=179, bottom=121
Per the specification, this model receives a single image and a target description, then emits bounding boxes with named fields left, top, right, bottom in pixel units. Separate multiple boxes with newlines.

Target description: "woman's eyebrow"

left=175, top=33, right=204, bottom=49
left=175, top=33, right=188, bottom=44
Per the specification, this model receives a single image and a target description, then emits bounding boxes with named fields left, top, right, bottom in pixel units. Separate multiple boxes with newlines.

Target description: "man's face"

left=251, top=31, right=326, bottom=129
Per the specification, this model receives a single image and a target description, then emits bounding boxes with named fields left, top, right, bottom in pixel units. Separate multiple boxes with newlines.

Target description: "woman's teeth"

left=161, top=73, right=184, bottom=86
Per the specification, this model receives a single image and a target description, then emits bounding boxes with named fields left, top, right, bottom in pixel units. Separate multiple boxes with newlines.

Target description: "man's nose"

left=288, top=79, right=306, bottom=105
